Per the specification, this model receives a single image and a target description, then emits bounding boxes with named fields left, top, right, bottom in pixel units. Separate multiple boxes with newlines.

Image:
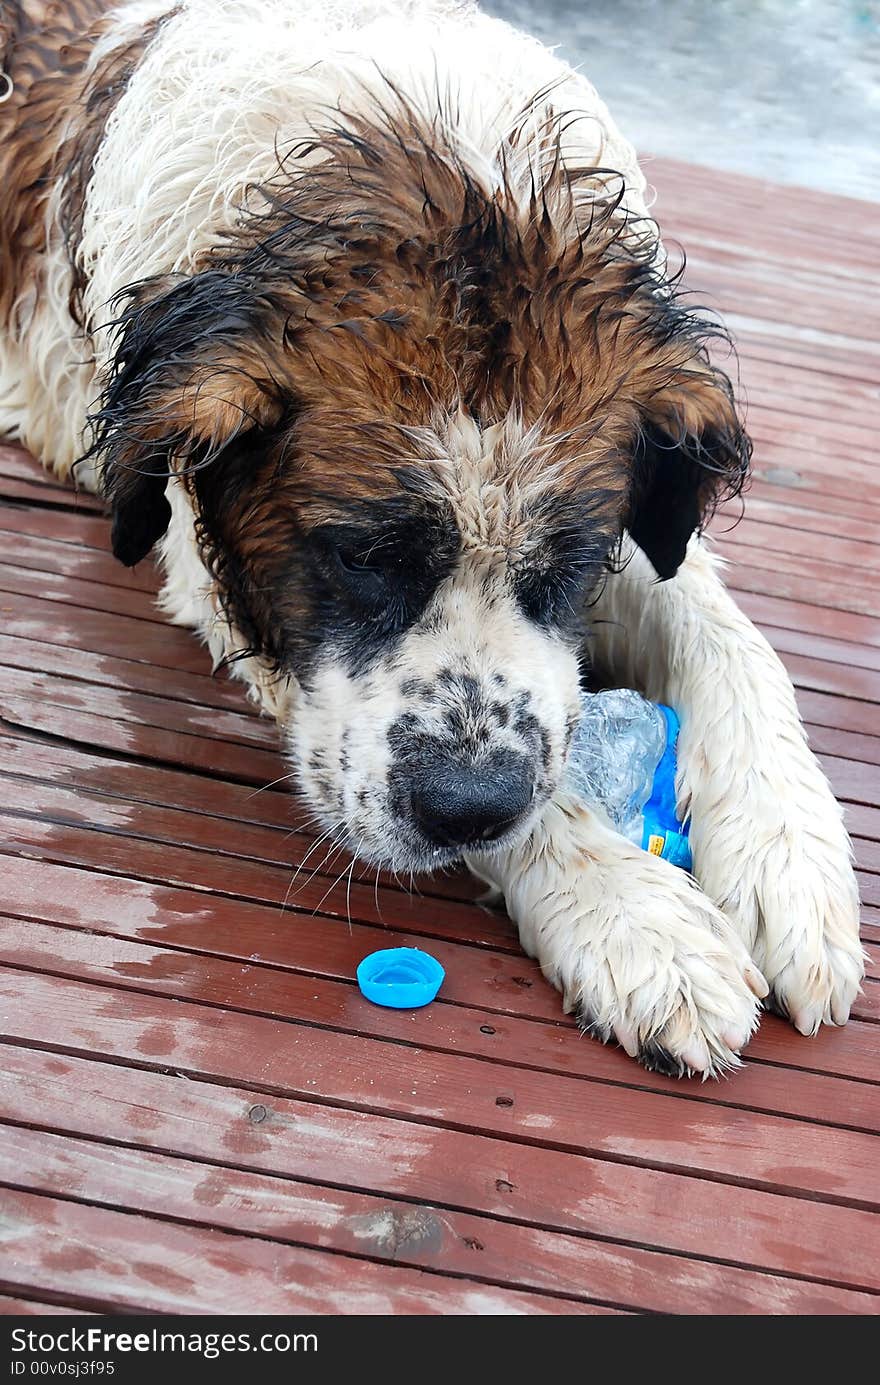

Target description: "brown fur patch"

left=0, top=0, right=169, bottom=330
left=175, top=103, right=741, bottom=518
left=94, top=96, right=748, bottom=641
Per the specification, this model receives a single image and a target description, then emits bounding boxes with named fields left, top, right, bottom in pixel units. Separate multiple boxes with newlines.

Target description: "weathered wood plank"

left=0, top=1186, right=597, bottom=1315
left=4, top=915, right=878, bottom=1128
left=0, top=1121, right=872, bottom=1315
left=1, top=968, right=877, bottom=1209
left=0, top=1296, right=93, bottom=1316
left=3, top=1044, right=878, bottom=1294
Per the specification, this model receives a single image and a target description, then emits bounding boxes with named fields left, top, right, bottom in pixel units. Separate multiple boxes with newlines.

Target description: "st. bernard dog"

left=0, top=0, right=864, bottom=1076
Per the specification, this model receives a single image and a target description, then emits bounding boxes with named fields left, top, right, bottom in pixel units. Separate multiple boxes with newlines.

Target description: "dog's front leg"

left=467, top=792, right=766, bottom=1076
left=590, top=538, right=865, bottom=1034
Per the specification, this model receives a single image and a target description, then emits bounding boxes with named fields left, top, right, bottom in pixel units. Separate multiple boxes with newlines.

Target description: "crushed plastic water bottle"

left=564, top=689, right=693, bottom=870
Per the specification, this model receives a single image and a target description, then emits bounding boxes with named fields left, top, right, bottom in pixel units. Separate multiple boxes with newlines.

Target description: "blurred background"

left=482, top=0, right=880, bottom=200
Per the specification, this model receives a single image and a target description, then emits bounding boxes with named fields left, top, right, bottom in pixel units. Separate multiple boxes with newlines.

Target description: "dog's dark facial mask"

left=283, top=412, right=603, bottom=873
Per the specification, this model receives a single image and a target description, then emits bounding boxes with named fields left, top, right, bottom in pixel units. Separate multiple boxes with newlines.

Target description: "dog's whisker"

left=312, top=854, right=359, bottom=920
left=289, top=820, right=344, bottom=885
left=344, top=856, right=357, bottom=933
left=373, top=864, right=384, bottom=924
left=247, top=771, right=299, bottom=800
left=299, top=839, right=349, bottom=895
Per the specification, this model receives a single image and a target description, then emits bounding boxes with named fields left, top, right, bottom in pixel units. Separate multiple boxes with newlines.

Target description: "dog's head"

left=91, top=108, right=749, bottom=872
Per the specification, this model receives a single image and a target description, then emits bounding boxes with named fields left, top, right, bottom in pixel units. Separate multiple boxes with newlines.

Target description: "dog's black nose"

left=410, top=752, right=534, bottom=849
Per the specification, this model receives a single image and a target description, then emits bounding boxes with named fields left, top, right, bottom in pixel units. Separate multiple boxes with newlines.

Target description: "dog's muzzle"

left=406, top=747, right=535, bottom=850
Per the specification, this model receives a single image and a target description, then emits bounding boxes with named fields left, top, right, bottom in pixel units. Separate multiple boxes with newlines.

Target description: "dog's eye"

left=331, top=538, right=399, bottom=582
left=333, top=543, right=382, bottom=576
left=314, top=530, right=400, bottom=598
left=515, top=556, right=606, bottom=628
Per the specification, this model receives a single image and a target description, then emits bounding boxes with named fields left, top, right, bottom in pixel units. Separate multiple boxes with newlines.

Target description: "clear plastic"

left=564, top=689, right=668, bottom=845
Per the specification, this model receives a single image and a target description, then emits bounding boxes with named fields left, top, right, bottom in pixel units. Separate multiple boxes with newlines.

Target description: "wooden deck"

left=0, top=159, right=878, bottom=1316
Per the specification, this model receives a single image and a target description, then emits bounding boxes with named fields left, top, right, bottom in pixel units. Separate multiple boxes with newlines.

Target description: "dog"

left=0, top=0, right=864, bottom=1076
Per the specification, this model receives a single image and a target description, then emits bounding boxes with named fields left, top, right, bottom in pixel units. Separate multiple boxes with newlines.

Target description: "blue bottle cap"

left=356, top=947, right=445, bottom=1009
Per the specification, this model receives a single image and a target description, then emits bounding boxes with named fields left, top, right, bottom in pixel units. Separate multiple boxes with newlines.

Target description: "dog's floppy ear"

left=627, top=360, right=751, bottom=581
left=88, top=269, right=285, bottom=566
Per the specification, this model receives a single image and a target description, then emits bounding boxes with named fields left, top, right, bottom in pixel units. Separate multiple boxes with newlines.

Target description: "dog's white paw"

left=698, top=828, right=865, bottom=1036
left=469, top=797, right=767, bottom=1078
left=681, top=730, right=866, bottom=1036
left=560, top=866, right=766, bottom=1078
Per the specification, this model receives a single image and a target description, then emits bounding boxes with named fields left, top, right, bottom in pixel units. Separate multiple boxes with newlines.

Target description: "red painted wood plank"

left=746, top=448, right=880, bottom=504
left=819, top=756, right=880, bottom=810
left=3, top=1044, right=877, bottom=1293
left=7, top=726, right=875, bottom=900
left=0, top=667, right=277, bottom=752
left=0, top=1186, right=593, bottom=1315
left=718, top=517, right=880, bottom=576
left=0, top=448, right=103, bottom=513
left=781, top=653, right=880, bottom=701
left=730, top=589, right=880, bottom=650
left=701, top=236, right=876, bottom=297
left=0, top=444, right=60, bottom=480
left=0, top=1296, right=93, bottom=1316
left=748, top=421, right=880, bottom=470
left=673, top=218, right=877, bottom=282
left=1, top=968, right=877, bottom=1209
left=855, top=983, right=880, bottom=1023
left=671, top=212, right=880, bottom=274
left=5, top=676, right=877, bottom=849
left=716, top=539, right=880, bottom=603
left=793, top=689, right=880, bottom=738
left=853, top=837, right=880, bottom=875
left=7, top=734, right=877, bottom=894
left=0, top=591, right=211, bottom=674
left=0, top=748, right=480, bottom=906
left=0, top=445, right=101, bottom=497
left=727, top=496, right=880, bottom=550
left=0, top=730, right=300, bottom=831
left=5, top=808, right=878, bottom=1008
left=858, top=871, right=880, bottom=907
left=750, top=470, right=880, bottom=522
left=7, top=797, right=880, bottom=1039
left=5, top=915, right=878, bottom=1130
left=807, top=725, right=880, bottom=769
left=735, top=379, right=878, bottom=430
left=741, top=401, right=878, bottom=460
left=682, top=264, right=880, bottom=348
left=0, top=562, right=166, bottom=625
left=746, top=406, right=880, bottom=461
left=0, top=477, right=104, bottom=512
left=657, top=183, right=880, bottom=259
left=0, top=505, right=112, bottom=553
left=0, top=635, right=256, bottom=714
left=0, top=812, right=508, bottom=947
left=2, top=727, right=876, bottom=901
left=738, top=334, right=880, bottom=390
left=0, top=1121, right=871, bottom=1315
left=0, top=839, right=513, bottom=958
left=0, top=697, right=282, bottom=785
left=2, top=850, right=877, bottom=1084
left=726, top=559, right=880, bottom=620
left=653, top=153, right=880, bottom=226
left=0, top=529, right=159, bottom=594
